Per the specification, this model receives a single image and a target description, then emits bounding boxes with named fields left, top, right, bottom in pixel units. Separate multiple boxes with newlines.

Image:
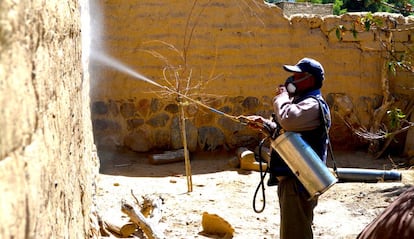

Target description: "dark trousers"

left=277, top=176, right=318, bottom=239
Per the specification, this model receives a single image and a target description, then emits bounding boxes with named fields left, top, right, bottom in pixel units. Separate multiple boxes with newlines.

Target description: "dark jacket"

left=270, top=89, right=331, bottom=177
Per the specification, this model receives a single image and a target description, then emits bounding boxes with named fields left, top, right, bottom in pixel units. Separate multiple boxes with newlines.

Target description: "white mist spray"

left=83, top=0, right=168, bottom=95
left=82, top=0, right=242, bottom=126
left=83, top=1, right=238, bottom=123
left=90, top=51, right=165, bottom=89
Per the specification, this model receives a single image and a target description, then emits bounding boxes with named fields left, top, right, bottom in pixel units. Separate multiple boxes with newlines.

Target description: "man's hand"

left=277, top=85, right=287, bottom=95
left=238, top=115, right=279, bottom=138
left=237, top=115, right=265, bottom=130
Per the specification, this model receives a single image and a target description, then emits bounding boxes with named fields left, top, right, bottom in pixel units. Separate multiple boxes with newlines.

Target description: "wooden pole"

left=180, top=103, right=193, bottom=192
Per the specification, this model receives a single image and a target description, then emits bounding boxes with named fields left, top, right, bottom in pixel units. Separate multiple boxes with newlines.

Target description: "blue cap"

left=283, top=58, right=325, bottom=82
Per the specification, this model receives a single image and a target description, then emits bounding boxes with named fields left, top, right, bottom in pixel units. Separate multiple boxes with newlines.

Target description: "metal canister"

left=336, top=168, right=402, bottom=183
left=271, top=132, right=337, bottom=199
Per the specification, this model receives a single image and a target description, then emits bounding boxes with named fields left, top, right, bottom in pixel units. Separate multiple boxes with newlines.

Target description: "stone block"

left=198, top=126, right=225, bottom=151
left=120, top=102, right=136, bottom=118
left=171, top=117, right=198, bottom=152
left=93, top=119, right=121, bottom=132
left=148, top=149, right=185, bottom=165
left=165, top=103, right=179, bottom=113
left=126, top=118, right=145, bottom=130
left=92, top=101, right=108, bottom=114
left=237, top=147, right=268, bottom=171
left=147, top=113, right=170, bottom=128
left=124, top=128, right=152, bottom=152
left=392, top=30, right=410, bottom=42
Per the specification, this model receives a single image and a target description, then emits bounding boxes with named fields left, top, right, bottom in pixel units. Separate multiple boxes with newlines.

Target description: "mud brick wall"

left=0, top=0, right=98, bottom=238
left=90, top=0, right=413, bottom=153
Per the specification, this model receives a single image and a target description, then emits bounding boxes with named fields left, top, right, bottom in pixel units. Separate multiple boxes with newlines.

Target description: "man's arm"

left=273, top=92, right=321, bottom=132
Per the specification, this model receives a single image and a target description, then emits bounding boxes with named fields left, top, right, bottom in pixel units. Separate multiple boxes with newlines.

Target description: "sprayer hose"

left=252, top=137, right=269, bottom=213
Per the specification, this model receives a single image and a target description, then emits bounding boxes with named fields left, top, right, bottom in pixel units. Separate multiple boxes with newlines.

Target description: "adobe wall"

left=90, top=0, right=413, bottom=154
left=0, top=0, right=98, bottom=238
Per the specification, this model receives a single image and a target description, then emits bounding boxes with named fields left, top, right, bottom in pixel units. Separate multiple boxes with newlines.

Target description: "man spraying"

left=246, top=58, right=332, bottom=239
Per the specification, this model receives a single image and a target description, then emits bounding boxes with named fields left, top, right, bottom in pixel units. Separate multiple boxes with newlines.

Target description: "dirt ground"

left=95, top=147, right=414, bottom=239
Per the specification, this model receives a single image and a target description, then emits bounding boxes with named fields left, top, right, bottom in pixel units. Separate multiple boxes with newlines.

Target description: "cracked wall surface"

left=0, top=0, right=98, bottom=238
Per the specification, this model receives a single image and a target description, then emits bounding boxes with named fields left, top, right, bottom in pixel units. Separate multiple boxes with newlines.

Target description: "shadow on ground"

left=97, top=146, right=408, bottom=178
left=98, top=147, right=244, bottom=177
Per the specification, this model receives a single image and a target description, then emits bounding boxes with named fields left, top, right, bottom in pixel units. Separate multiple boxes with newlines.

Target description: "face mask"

left=284, top=74, right=313, bottom=95
left=285, top=76, right=296, bottom=94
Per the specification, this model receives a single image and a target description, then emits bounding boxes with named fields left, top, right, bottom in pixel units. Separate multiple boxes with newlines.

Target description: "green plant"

left=333, top=0, right=347, bottom=15
left=387, top=108, right=406, bottom=130
left=330, top=13, right=413, bottom=158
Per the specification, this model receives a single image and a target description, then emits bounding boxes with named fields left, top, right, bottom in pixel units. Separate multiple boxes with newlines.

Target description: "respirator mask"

left=284, top=74, right=313, bottom=95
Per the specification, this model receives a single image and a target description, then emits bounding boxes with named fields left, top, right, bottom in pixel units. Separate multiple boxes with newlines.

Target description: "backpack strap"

left=306, top=95, right=338, bottom=173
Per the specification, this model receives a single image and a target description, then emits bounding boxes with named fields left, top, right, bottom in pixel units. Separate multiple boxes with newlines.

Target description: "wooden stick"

left=121, top=202, right=165, bottom=239
left=140, top=195, right=163, bottom=224
left=180, top=103, right=193, bottom=192
left=104, top=220, right=137, bottom=237
left=97, top=214, right=111, bottom=237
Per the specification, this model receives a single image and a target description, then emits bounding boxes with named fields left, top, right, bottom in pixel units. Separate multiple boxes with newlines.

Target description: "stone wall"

left=90, top=0, right=413, bottom=154
left=0, top=0, right=98, bottom=238
left=276, top=2, right=333, bottom=16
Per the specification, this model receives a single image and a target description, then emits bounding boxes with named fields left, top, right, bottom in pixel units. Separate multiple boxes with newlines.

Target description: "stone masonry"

left=276, top=2, right=334, bottom=16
